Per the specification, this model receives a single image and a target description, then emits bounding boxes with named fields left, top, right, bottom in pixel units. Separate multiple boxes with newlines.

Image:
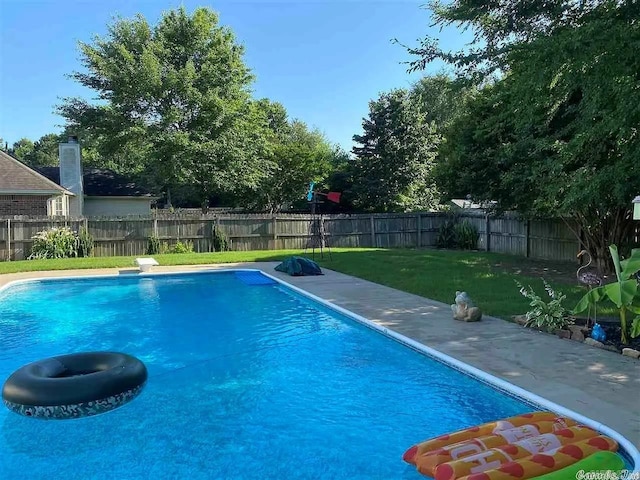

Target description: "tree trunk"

left=574, top=207, right=635, bottom=276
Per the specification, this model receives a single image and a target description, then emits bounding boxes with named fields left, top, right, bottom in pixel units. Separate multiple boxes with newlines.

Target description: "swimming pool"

left=0, top=270, right=636, bottom=479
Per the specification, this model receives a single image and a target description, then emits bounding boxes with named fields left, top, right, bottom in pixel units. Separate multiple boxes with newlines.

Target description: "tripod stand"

left=304, top=193, right=331, bottom=260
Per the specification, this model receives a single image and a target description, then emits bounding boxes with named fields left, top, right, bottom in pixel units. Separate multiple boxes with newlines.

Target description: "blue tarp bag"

left=274, top=256, right=323, bottom=276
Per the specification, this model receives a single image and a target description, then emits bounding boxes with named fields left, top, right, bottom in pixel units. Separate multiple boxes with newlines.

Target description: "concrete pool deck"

left=1, top=262, right=638, bottom=450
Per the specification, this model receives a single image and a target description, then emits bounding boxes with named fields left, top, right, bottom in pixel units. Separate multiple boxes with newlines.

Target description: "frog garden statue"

left=451, top=291, right=482, bottom=322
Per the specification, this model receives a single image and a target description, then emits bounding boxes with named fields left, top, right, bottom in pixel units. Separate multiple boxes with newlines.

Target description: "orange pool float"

left=455, top=435, right=619, bottom=480
left=403, top=412, right=569, bottom=465
left=414, top=418, right=576, bottom=475
left=430, top=425, right=599, bottom=479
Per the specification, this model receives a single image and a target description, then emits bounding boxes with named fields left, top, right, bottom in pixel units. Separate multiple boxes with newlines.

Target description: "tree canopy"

left=59, top=7, right=272, bottom=208
left=5, top=135, right=62, bottom=166
left=350, top=89, right=439, bottom=212
left=246, top=114, right=333, bottom=212
left=407, top=0, right=640, bottom=270
left=348, top=75, right=471, bottom=212
left=10, top=138, right=34, bottom=162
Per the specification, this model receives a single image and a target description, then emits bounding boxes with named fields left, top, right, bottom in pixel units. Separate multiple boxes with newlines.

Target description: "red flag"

left=326, top=192, right=341, bottom=203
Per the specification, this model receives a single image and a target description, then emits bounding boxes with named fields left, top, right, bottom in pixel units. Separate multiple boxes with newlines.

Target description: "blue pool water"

left=0, top=271, right=549, bottom=479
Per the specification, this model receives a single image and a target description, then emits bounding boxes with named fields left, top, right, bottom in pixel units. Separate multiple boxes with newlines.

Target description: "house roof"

left=0, top=150, right=72, bottom=195
left=450, top=199, right=497, bottom=210
left=34, top=167, right=155, bottom=198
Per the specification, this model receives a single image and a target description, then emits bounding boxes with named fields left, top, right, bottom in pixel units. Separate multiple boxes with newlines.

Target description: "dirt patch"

left=489, top=257, right=614, bottom=285
left=490, top=258, right=576, bottom=284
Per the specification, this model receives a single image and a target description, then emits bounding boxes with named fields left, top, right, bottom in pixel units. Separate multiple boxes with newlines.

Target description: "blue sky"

left=0, top=0, right=468, bottom=152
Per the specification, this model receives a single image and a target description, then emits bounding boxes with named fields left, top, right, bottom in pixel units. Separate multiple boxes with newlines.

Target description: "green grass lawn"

left=0, top=250, right=302, bottom=274
left=0, top=248, right=607, bottom=320
left=316, top=249, right=607, bottom=320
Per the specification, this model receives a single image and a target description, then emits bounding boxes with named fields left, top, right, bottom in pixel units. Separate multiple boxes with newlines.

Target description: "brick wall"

left=0, top=195, right=49, bottom=216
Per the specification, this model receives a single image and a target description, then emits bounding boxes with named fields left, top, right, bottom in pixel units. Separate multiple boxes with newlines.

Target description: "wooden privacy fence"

left=0, top=212, right=637, bottom=262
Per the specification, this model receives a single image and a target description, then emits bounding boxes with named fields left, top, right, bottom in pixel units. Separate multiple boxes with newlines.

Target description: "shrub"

left=454, top=220, right=480, bottom=250
left=573, top=245, right=640, bottom=343
left=147, top=235, right=161, bottom=255
left=516, top=279, right=573, bottom=333
left=168, top=240, right=194, bottom=254
left=212, top=226, right=229, bottom=252
left=28, top=227, right=79, bottom=260
left=454, top=221, right=479, bottom=250
left=436, top=219, right=457, bottom=249
left=77, top=227, right=94, bottom=258
left=436, top=217, right=479, bottom=250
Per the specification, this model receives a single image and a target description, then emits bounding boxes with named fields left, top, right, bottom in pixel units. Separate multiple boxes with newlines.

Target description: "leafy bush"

left=77, top=227, right=94, bottom=258
left=454, top=221, right=479, bottom=250
left=516, top=279, right=573, bottom=333
left=436, top=217, right=479, bottom=250
left=436, top=219, right=457, bottom=248
left=574, top=245, right=640, bottom=343
left=212, top=226, right=229, bottom=252
left=147, top=235, right=161, bottom=255
left=28, top=227, right=79, bottom=260
left=168, top=240, right=194, bottom=254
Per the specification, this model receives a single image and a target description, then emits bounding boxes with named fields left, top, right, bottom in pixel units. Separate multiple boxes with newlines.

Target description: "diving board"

left=135, top=257, right=159, bottom=273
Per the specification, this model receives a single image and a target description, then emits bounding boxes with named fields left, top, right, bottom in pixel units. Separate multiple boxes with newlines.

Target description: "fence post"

left=215, top=216, right=224, bottom=249
left=13, top=220, right=24, bottom=260
left=485, top=214, right=491, bottom=252
left=272, top=215, right=277, bottom=249
left=6, top=219, right=10, bottom=261
left=525, top=219, right=530, bottom=258
left=416, top=213, right=422, bottom=247
left=153, top=218, right=158, bottom=237
left=370, top=215, right=376, bottom=247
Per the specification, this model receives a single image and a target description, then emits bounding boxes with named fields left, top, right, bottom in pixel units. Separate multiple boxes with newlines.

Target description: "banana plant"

left=573, top=245, right=640, bottom=344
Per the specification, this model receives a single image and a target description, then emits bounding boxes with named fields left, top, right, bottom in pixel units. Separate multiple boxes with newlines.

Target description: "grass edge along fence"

left=0, top=212, right=637, bottom=262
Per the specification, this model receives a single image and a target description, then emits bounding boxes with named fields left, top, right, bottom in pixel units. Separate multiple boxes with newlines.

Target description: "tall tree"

left=58, top=7, right=271, bottom=207
left=244, top=100, right=333, bottom=212
left=407, top=0, right=640, bottom=270
left=401, top=0, right=625, bottom=77
left=325, top=146, right=356, bottom=212
left=410, top=74, right=473, bottom=127
left=351, top=89, right=440, bottom=212
left=24, top=133, right=63, bottom=166
left=11, top=138, right=34, bottom=162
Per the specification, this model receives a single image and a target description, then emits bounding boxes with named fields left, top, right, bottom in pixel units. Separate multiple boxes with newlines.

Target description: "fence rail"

left=0, top=213, right=637, bottom=262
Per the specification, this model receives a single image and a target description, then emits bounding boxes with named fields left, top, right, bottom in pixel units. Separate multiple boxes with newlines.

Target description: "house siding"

left=0, top=195, right=49, bottom=216
left=84, top=197, right=152, bottom=216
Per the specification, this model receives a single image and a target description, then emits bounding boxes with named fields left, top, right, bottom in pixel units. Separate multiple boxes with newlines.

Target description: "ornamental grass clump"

left=28, top=227, right=80, bottom=260
left=212, top=227, right=229, bottom=252
left=77, top=227, right=94, bottom=257
left=146, top=235, right=161, bottom=255
left=436, top=217, right=479, bottom=250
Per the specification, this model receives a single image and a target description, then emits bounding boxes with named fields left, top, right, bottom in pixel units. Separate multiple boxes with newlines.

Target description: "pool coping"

left=1, top=265, right=639, bottom=473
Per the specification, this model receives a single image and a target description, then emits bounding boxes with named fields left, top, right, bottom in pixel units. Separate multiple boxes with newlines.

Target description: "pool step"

left=234, top=271, right=277, bottom=286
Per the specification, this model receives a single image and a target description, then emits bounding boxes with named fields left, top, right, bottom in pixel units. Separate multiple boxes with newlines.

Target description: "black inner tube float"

left=2, top=352, right=147, bottom=420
